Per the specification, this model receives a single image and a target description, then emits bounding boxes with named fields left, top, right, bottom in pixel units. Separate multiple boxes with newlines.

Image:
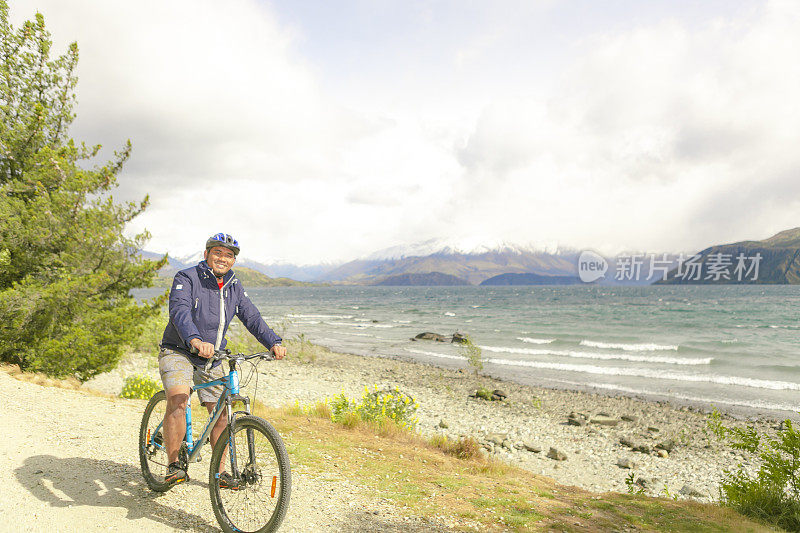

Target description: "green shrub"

left=328, top=385, right=419, bottom=430
left=272, top=314, right=294, bottom=339
left=329, top=391, right=356, bottom=422
left=475, top=386, right=493, bottom=401
left=458, top=336, right=483, bottom=375
left=708, top=408, right=800, bottom=530
left=288, top=333, right=321, bottom=363
left=120, top=374, right=162, bottom=399
left=624, top=472, right=645, bottom=495
left=128, top=306, right=168, bottom=355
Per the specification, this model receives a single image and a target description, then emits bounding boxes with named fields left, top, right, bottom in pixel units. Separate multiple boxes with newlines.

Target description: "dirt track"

left=0, top=368, right=452, bottom=532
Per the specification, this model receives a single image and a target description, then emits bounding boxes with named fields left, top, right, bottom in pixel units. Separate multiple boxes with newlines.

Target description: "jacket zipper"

left=215, top=288, right=224, bottom=350
left=215, top=277, right=235, bottom=350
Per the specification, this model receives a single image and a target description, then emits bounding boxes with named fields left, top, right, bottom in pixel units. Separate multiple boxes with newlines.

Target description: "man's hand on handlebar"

left=271, top=344, right=287, bottom=360
left=190, top=338, right=216, bottom=358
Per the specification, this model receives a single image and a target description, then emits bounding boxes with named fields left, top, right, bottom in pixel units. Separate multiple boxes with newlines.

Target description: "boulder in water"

left=414, top=332, right=448, bottom=342
left=451, top=332, right=469, bottom=344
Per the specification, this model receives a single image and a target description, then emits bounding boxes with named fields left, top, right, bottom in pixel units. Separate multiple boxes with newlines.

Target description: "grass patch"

left=283, top=400, right=332, bottom=419
left=429, top=434, right=484, bottom=460
left=246, top=401, right=774, bottom=532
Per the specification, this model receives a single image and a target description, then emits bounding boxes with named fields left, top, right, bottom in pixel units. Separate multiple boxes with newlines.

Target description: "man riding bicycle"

left=159, top=232, right=286, bottom=489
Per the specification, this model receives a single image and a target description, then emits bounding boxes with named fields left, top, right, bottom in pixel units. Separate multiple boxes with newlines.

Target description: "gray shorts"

left=158, top=348, right=226, bottom=404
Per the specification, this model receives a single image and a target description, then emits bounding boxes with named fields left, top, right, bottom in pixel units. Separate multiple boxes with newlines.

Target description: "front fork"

left=226, top=361, right=254, bottom=480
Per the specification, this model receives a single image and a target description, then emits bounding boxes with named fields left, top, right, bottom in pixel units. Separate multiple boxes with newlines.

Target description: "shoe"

left=218, top=472, right=242, bottom=490
left=165, top=462, right=189, bottom=487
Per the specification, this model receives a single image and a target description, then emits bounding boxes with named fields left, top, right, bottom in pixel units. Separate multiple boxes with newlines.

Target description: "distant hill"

left=322, top=247, right=577, bottom=285
left=233, top=266, right=315, bottom=287
left=155, top=263, right=313, bottom=287
left=140, top=250, right=328, bottom=286
left=169, top=251, right=340, bottom=282
left=658, top=227, right=800, bottom=284
left=372, top=272, right=470, bottom=286
left=480, top=272, right=581, bottom=286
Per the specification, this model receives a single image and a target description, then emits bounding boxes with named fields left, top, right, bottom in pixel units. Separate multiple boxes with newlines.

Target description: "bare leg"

left=164, top=386, right=190, bottom=464
left=205, top=401, right=229, bottom=473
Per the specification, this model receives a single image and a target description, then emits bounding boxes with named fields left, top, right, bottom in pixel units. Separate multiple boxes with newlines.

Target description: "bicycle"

left=138, top=350, right=291, bottom=533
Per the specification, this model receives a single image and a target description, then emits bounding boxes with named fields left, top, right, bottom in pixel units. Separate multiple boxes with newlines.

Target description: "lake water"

left=138, top=284, right=800, bottom=419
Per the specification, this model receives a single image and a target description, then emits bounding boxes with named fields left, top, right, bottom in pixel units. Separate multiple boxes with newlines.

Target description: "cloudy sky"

left=10, top=0, right=800, bottom=264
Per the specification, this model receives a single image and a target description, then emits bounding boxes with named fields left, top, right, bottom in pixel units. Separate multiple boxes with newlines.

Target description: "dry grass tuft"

left=308, top=401, right=331, bottom=419
left=0, top=363, right=114, bottom=398
left=429, top=435, right=484, bottom=461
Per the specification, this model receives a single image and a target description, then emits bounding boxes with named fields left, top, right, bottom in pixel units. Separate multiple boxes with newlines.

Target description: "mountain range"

left=137, top=251, right=313, bottom=287
left=140, top=243, right=583, bottom=286
left=658, top=227, right=800, bottom=284
left=320, top=246, right=577, bottom=285
left=140, top=227, right=800, bottom=286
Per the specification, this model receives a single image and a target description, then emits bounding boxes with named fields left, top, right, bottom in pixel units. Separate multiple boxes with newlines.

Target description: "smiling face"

left=204, top=246, right=236, bottom=278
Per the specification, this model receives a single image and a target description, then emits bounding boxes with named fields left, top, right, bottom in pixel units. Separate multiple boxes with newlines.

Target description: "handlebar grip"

left=190, top=346, right=230, bottom=372
left=203, top=350, right=229, bottom=372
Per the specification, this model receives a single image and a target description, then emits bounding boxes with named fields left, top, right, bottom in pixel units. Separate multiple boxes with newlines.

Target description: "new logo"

left=578, top=250, right=607, bottom=283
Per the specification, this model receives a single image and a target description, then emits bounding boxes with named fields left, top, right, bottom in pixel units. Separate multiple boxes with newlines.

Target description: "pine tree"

left=0, top=2, right=166, bottom=380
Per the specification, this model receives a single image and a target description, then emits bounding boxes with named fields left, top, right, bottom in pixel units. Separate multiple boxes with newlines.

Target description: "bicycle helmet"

left=205, top=232, right=240, bottom=256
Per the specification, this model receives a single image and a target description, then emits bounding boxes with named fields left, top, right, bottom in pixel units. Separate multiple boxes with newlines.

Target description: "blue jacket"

left=161, top=261, right=282, bottom=367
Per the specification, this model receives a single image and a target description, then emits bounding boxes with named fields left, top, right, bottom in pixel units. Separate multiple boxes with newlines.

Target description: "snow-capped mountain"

left=364, top=238, right=563, bottom=261
left=322, top=241, right=579, bottom=284
left=147, top=240, right=581, bottom=285
left=143, top=239, right=685, bottom=285
left=176, top=250, right=205, bottom=265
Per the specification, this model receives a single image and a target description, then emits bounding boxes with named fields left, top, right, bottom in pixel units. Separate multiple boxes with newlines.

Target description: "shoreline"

left=86, top=344, right=780, bottom=500
left=316, top=342, right=798, bottom=423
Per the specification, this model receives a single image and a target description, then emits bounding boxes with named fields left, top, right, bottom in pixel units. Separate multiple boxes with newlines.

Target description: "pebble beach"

left=86, top=344, right=778, bottom=503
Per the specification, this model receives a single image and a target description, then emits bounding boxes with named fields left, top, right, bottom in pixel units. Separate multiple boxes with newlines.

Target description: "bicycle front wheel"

left=138, top=389, right=172, bottom=492
left=209, top=415, right=291, bottom=533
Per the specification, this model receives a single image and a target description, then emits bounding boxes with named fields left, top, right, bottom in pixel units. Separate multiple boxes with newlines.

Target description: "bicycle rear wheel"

left=138, top=390, right=172, bottom=492
left=209, top=415, right=291, bottom=533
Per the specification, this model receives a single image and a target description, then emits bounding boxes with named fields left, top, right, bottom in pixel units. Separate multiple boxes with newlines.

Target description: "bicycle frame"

left=149, top=359, right=251, bottom=466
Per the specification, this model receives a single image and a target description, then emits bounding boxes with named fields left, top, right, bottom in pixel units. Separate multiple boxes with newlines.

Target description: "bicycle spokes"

left=139, top=390, right=173, bottom=492
left=210, top=416, right=290, bottom=532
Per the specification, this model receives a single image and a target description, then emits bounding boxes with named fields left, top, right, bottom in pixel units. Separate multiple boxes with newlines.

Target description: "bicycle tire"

left=138, top=390, right=173, bottom=492
left=209, top=415, right=291, bottom=533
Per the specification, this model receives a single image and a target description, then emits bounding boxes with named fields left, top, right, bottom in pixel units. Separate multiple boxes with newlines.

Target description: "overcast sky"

left=10, top=0, right=800, bottom=264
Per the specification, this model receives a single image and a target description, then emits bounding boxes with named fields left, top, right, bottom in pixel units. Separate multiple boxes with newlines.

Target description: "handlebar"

left=212, top=350, right=275, bottom=362
left=191, top=348, right=276, bottom=372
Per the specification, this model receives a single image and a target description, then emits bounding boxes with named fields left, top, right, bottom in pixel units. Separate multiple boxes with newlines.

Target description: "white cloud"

left=9, top=1, right=800, bottom=264
left=450, top=0, right=800, bottom=254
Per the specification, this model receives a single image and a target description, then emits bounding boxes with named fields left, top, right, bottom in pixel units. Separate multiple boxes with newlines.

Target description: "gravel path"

left=1, top=367, right=455, bottom=532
